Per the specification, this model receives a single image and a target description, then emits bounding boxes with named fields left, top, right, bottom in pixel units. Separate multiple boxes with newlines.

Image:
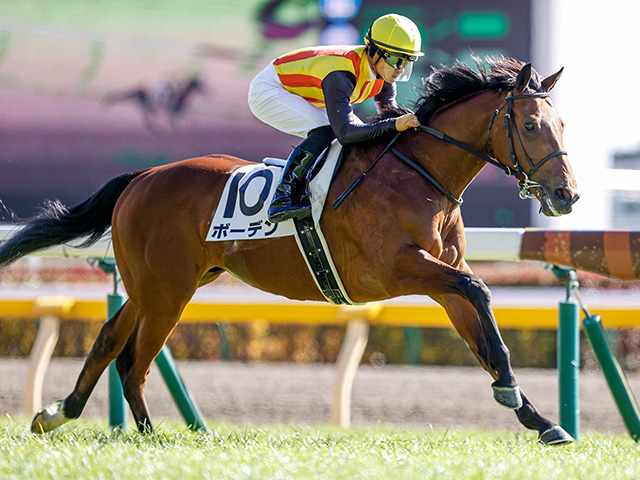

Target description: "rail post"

left=403, top=327, right=423, bottom=365
left=551, top=263, right=640, bottom=443
left=552, top=266, right=580, bottom=441
left=154, top=346, right=210, bottom=432
left=583, top=314, right=640, bottom=441
left=24, top=296, right=74, bottom=414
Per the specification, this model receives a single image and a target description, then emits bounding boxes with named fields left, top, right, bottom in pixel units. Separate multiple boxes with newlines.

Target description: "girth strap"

left=293, top=216, right=354, bottom=305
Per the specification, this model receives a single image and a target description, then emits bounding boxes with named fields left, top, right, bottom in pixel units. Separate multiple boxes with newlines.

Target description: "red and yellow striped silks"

left=273, top=46, right=384, bottom=107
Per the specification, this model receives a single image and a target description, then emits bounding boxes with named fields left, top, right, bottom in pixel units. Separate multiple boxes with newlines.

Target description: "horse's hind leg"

left=31, top=301, right=137, bottom=433
left=394, top=248, right=527, bottom=409
left=114, top=266, right=225, bottom=432
left=117, top=302, right=191, bottom=433
left=436, top=286, right=521, bottom=408
left=439, top=293, right=573, bottom=445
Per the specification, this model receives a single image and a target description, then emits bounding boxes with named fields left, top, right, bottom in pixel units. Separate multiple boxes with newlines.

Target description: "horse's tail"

left=0, top=170, right=146, bottom=267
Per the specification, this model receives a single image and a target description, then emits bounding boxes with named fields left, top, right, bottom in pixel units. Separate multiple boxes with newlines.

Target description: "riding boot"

left=268, top=146, right=316, bottom=223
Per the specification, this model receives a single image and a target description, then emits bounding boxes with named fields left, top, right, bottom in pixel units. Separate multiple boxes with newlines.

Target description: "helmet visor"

left=380, top=50, right=415, bottom=82
left=382, top=52, right=412, bottom=70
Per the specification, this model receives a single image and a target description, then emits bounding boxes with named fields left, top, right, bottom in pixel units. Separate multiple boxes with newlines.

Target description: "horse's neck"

left=416, top=92, right=499, bottom=199
left=333, top=92, right=500, bottom=210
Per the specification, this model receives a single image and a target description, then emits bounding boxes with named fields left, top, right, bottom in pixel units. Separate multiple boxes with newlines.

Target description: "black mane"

left=371, top=55, right=542, bottom=125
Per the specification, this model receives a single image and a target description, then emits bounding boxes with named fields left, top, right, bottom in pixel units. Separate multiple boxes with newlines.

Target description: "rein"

left=332, top=90, right=567, bottom=210
left=389, top=145, right=463, bottom=205
left=332, top=132, right=402, bottom=209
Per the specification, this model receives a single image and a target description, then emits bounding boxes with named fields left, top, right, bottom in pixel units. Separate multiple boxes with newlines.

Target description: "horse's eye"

left=524, top=122, right=535, bottom=131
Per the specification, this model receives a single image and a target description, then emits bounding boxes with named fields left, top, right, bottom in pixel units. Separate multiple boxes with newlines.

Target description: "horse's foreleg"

left=439, top=293, right=572, bottom=444
left=517, top=390, right=574, bottom=444
left=31, top=301, right=137, bottom=433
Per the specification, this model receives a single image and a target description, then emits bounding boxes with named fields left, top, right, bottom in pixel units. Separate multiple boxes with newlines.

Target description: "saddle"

left=206, top=142, right=359, bottom=305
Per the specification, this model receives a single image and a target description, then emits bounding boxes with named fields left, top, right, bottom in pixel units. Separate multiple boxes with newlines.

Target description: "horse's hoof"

left=538, top=425, right=574, bottom=445
left=491, top=384, right=523, bottom=409
left=31, top=400, right=70, bottom=434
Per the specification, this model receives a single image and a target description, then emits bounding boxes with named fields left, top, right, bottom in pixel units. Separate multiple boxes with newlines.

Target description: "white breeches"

left=248, top=63, right=330, bottom=138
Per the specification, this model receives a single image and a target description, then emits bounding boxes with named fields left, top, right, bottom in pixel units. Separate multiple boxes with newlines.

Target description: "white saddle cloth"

left=205, top=142, right=341, bottom=242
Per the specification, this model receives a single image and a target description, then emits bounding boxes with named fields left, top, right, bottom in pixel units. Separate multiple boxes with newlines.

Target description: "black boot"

left=268, top=146, right=316, bottom=222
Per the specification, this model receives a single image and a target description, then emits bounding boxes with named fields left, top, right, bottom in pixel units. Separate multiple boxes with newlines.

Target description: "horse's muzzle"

left=542, top=186, right=579, bottom=216
left=555, top=186, right=580, bottom=207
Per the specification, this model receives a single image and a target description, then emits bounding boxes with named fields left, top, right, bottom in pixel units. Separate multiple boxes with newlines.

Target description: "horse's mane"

left=370, top=55, right=542, bottom=125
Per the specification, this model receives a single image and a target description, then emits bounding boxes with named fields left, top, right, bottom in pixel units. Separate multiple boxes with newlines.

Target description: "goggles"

left=380, top=50, right=415, bottom=70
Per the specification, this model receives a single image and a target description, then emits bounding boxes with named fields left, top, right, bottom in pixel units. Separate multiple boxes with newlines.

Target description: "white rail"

left=0, top=224, right=524, bottom=262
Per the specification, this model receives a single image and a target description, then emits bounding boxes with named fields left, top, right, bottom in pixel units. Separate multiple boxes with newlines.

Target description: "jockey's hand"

left=395, top=113, right=421, bottom=131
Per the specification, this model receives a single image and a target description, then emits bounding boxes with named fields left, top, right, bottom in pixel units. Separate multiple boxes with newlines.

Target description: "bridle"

left=332, top=90, right=568, bottom=210
left=485, top=91, right=567, bottom=199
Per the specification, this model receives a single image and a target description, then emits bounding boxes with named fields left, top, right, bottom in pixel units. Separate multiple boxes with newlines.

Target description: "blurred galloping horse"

left=103, top=74, right=205, bottom=131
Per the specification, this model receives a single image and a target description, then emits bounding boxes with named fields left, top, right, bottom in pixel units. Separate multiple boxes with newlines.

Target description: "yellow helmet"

left=364, top=14, right=424, bottom=60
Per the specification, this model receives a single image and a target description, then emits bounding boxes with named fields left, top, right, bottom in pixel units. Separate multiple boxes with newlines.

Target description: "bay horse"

left=0, top=56, right=578, bottom=444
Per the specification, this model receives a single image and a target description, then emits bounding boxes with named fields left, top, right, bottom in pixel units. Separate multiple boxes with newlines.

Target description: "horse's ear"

left=541, top=67, right=564, bottom=92
left=514, top=63, right=532, bottom=92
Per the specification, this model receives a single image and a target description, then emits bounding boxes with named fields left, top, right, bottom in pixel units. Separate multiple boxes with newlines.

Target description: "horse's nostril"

left=554, top=188, right=569, bottom=202
left=554, top=188, right=579, bottom=206
left=554, top=188, right=573, bottom=203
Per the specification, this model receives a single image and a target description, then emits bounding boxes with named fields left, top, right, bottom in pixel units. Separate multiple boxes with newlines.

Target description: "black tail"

left=0, top=170, right=145, bottom=267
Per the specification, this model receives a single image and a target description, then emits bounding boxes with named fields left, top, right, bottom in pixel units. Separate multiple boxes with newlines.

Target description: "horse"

left=0, top=56, right=579, bottom=444
left=103, top=75, right=205, bottom=131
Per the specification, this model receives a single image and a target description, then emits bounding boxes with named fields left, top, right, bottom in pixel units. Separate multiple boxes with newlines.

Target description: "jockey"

left=248, top=13, right=424, bottom=223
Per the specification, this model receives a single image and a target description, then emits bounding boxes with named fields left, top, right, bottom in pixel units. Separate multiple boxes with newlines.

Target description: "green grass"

left=1, top=417, right=640, bottom=480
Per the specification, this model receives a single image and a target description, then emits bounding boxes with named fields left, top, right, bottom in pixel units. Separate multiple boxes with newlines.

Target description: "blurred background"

left=2, top=1, right=640, bottom=369
left=3, top=0, right=638, bottom=227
